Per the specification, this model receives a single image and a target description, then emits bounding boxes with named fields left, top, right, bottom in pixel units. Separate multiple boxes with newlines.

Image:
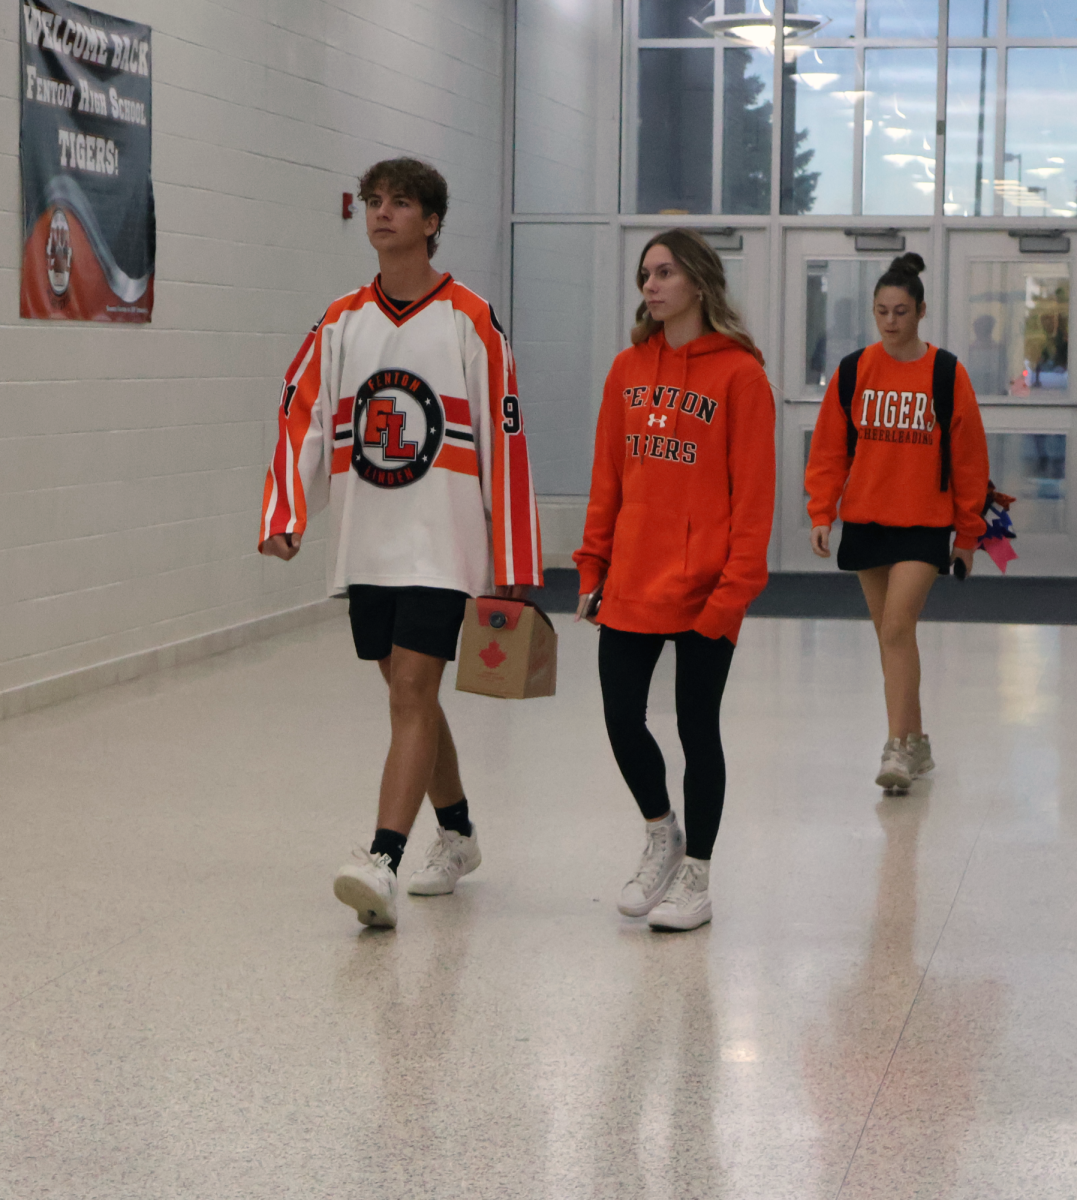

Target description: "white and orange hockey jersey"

left=260, top=274, right=543, bottom=595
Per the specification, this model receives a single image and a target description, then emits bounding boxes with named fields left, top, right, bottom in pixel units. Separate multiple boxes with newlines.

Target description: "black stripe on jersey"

left=372, top=273, right=454, bottom=324
left=334, top=428, right=354, bottom=443
left=445, top=429, right=475, bottom=443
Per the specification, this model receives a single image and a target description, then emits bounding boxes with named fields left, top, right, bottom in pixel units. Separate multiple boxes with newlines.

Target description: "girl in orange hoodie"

left=573, top=229, right=776, bottom=932
left=805, top=253, right=989, bottom=791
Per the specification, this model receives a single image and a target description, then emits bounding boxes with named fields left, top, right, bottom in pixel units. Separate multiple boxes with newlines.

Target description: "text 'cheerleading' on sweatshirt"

left=260, top=274, right=542, bottom=597
left=804, top=342, right=989, bottom=549
left=574, top=329, right=776, bottom=644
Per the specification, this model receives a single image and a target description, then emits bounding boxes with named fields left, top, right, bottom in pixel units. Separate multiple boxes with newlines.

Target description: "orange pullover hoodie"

left=805, top=343, right=989, bottom=548
left=574, top=330, right=776, bottom=643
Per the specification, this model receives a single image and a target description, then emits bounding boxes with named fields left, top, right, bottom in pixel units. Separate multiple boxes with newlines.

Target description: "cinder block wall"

left=0, top=0, right=508, bottom=701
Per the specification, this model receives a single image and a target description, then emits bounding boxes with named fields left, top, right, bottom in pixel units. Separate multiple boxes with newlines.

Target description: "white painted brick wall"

left=0, top=0, right=507, bottom=694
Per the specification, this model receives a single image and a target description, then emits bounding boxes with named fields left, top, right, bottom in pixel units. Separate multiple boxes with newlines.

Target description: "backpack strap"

left=932, top=348, right=958, bottom=492
left=837, top=349, right=865, bottom=458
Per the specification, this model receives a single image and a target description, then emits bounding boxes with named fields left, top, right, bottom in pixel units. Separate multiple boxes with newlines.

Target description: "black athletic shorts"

left=347, top=585, right=469, bottom=662
left=837, top=522, right=952, bottom=574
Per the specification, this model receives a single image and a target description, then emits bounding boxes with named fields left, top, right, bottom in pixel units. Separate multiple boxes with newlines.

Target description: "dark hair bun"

left=889, top=252, right=925, bottom=276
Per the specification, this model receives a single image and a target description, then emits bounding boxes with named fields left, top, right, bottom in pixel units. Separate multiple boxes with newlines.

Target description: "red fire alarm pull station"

left=342, top=192, right=355, bottom=220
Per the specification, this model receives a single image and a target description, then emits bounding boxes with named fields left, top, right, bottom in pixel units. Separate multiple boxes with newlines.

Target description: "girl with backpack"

left=574, top=228, right=775, bottom=931
left=805, top=253, right=989, bottom=791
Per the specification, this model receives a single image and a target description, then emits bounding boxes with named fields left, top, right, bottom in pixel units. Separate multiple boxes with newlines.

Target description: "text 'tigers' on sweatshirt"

left=804, top=342, right=989, bottom=549
left=574, top=329, right=776, bottom=644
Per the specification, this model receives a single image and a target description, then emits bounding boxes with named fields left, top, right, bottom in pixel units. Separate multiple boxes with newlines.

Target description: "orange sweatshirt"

left=574, top=330, right=776, bottom=643
left=805, top=343, right=989, bottom=549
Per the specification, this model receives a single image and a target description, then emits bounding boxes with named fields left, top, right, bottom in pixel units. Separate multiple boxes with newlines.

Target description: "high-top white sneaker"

left=648, top=858, right=712, bottom=931
left=618, top=816, right=686, bottom=917
left=333, top=850, right=398, bottom=927
left=875, top=737, right=913, bottom=791
left=406, top=824, right=481, bottom=896
left=906, top=733, right=935, bottom=777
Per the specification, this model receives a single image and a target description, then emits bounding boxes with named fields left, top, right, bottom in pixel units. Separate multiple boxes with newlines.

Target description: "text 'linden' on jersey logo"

left=352, top=369, right=445, bottom=489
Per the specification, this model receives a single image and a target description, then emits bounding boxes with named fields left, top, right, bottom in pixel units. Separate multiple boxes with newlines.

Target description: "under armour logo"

left=648, top=414, right=667, bottom=428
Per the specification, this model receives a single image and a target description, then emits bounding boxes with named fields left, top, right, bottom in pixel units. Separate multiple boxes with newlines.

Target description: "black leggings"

left=598, top=625, right=735, bottom=861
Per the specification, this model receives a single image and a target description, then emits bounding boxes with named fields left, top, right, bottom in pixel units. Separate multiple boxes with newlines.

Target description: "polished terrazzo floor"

left=2, top=614, right=1075, bottom=1199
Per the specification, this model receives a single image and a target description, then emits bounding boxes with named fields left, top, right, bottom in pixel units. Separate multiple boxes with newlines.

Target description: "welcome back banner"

left=19, top=0, right=155, bottom=322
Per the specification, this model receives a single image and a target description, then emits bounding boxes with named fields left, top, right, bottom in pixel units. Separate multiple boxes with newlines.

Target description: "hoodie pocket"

left=685, top=515, right=730, bottom=595
left=609, top=503, right=690, bottom=605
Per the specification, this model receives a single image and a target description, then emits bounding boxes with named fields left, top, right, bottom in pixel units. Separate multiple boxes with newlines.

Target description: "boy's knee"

left=388, top=670, right=440, bottom=719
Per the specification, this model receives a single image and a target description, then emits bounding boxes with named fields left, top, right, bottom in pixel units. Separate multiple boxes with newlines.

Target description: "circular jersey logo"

left=46, top=208, right=73, bottom=296
left=352, top=369, right=444, bottom=488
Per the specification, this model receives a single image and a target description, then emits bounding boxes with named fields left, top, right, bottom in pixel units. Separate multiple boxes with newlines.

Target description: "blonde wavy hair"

left=631, top=228, right=763, bottom=364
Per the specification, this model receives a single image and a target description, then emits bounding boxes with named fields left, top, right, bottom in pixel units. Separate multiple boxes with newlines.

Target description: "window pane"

left=866, top=0, right=938, bottom=38
left=1008, top=0, right=1077, bottom=37
left=985, top=434, right=1067, bottom=534
left=1002, top=50, right=1077, bottom=220
left=639, top=0, right=706, bottom=38
left=514, top=0, right=604, bottom=214
left=944, top=49, right=997, bottom=217
left=792, top=0, right=856, bottom=39
left=966, top=262, right=1069, bottom=399
left=722, top=47, right=772, bottom=214
left=782, top=48, right=856, bottom=214
left=638, top=48, right=714, bottom=214
left=804, top=259, right=888, bottom=395
left=511, top=224, right=598, bottom=495
left=949, top=0, right=997, bottom=36
left=949, top=0, right=998, bottom=37
left=863, top=49, right=938, bottom=216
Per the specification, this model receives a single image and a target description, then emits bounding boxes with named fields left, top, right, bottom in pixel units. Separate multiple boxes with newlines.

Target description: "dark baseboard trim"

left=533, top=569, right=1077, bottom=625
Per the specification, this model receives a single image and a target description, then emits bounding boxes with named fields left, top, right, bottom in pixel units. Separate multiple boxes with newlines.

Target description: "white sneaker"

left=618, top=816, right=686, bottom=917
left=648, top=858, right=712, bottom=931
left=906, top=733, right=935, bottom=777
left=875, top=737, right=913, bottom=791
left=406, top=824, right=482, bottom=896
left=333, top=850, right=398, bottom=927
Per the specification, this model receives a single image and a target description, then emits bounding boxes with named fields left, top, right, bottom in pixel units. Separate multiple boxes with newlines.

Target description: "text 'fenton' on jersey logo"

left=352, top=369, right=445, bottom=489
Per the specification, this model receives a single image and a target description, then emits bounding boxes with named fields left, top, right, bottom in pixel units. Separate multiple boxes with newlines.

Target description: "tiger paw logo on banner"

left=352, top=369, right=444, bottom=488
left=45, top=209, right=72, bottom=296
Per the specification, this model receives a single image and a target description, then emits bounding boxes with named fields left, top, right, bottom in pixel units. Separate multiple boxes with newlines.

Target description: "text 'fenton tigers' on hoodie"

left=574, top=329, right=776, bottom=644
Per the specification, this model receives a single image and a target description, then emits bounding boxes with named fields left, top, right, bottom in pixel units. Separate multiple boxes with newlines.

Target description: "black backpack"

left=836, top=347, right=957, bottom=492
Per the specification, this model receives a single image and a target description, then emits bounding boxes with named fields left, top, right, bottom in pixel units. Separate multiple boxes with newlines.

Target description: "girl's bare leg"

left=857, top=561, right=939, bottom=740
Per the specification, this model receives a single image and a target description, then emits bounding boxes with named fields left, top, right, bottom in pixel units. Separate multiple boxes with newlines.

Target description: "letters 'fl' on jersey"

left=804, top=342, right=989, bottom=549
left=260, top=274, right=543, bottom=595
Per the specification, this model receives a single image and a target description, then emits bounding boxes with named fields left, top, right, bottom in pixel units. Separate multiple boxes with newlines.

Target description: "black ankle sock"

left=435, top=797, right=471, bottom=837
left=370, top=828, right=407, bottom=874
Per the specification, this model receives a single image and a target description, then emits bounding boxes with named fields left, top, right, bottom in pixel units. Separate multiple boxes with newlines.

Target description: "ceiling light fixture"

left=695, top=8, right=827, bottom=51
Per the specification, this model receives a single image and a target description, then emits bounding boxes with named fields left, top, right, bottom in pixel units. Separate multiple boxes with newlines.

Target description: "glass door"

left=778, top=227, right=933, bottom=571
left=947, top=230, right=1077, bottom=574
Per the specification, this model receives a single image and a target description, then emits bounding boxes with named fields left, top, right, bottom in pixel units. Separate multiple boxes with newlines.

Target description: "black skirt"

left=837, top=522, right=952, bottom=574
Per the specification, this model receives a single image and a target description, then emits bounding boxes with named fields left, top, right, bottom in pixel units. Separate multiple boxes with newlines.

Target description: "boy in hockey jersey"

left=259, top=158, right=542, bottom=929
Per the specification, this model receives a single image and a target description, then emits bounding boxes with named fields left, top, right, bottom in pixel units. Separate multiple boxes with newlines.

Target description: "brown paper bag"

left=455, top=597, right=557, bottom=699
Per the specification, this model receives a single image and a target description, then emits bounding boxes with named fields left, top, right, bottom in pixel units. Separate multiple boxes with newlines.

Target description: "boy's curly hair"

left=358, top=158, right=449, bottom=258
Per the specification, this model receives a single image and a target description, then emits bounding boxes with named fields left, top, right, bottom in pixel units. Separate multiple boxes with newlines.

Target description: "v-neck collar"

left=372, top=272, right=453, bottom=326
